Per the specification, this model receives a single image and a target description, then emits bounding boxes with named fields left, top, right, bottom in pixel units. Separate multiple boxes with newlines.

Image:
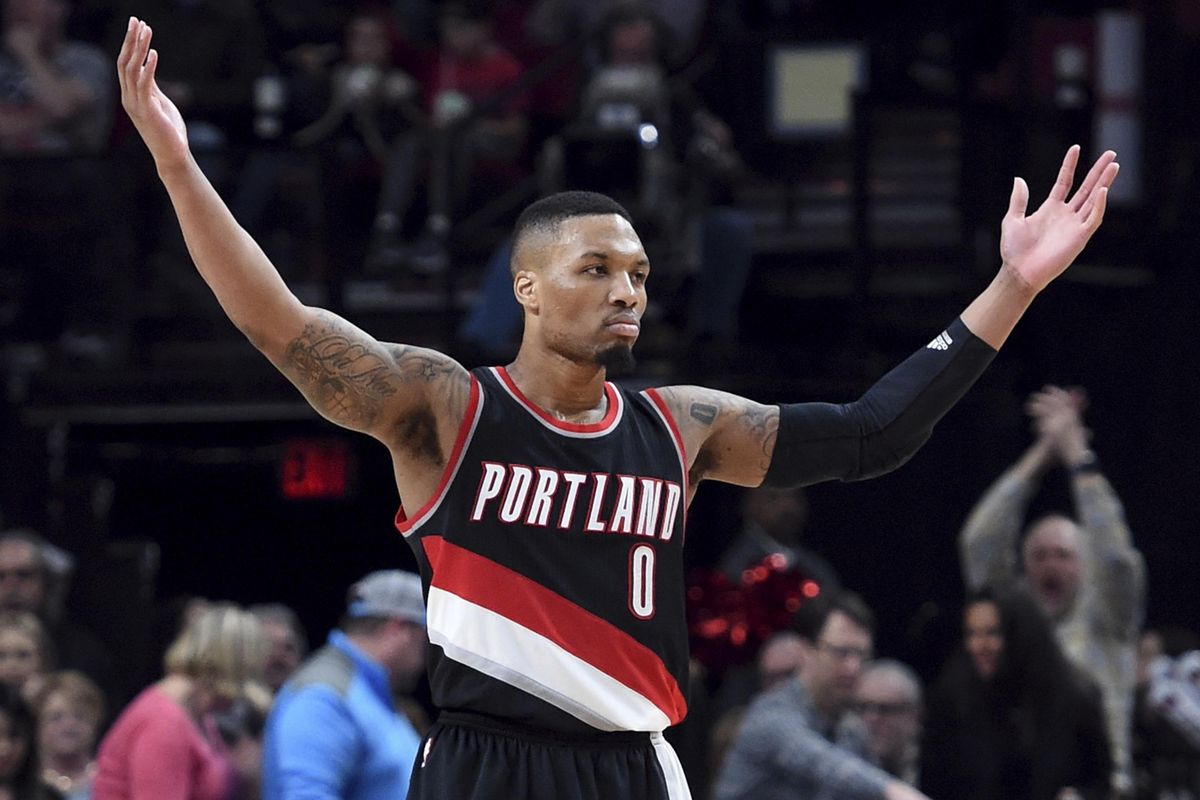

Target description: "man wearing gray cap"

left=262, top=570, right=428, bottom=800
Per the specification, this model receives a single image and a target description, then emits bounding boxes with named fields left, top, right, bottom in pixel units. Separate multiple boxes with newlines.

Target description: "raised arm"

left=116, top=19, right=468, bottom=446
left=959, top=439, right=1049, bottom=591
left=658, top=146, right=1118, bottom=490
left=1032, top=386, right=1146, bottom=636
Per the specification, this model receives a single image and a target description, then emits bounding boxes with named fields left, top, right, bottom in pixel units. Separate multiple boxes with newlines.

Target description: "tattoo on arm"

left=285, top=323, right=399, bottom=428
left=740, top=404, right=779, bottom=475
left=690, top=402, right=717, bottom=426
left=674, top=388, right=780, bottom=483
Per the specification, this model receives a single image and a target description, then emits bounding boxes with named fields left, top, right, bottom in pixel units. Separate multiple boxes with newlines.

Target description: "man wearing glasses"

left=855, top=660, right=923, bottom=787
left=714, top=593, right=929, bottom=800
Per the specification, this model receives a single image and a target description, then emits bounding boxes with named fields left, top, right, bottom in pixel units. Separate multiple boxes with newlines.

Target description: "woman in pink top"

left=92, top=604, right=267, bottom=800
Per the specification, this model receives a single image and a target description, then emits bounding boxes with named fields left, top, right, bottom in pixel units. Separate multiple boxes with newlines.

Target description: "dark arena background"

left=2, top=0, right=1198, bottom=715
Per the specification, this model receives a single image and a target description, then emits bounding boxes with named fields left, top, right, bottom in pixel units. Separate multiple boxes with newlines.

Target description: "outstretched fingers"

left=1068, top=150, right=1118, bottom=212
left=1047, top=144, right=1081, bottom=203
left=1082, top=186, right=1109, bottom=232
left=1006, top=176, right=1029, bottom=220
left=137, top=47, right=159, bottom=97
left=119, top=20, right=153, bottom=106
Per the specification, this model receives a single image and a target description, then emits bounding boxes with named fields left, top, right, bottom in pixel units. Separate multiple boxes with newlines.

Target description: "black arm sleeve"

left=762, top=317, right=996, bottom=487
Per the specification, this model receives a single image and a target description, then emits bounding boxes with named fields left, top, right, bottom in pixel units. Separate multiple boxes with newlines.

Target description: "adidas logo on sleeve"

left=926, top=331, right=954, bottom=351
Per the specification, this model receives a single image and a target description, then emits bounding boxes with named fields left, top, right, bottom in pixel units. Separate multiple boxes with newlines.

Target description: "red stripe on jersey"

left=642, top=389, right=689, bottom=542
left=395, top=376, right=482, bottom=535
left=422, top=535, right=688, bottom=725
left=494, top=366, right=621, bottom=434
left=643, top=389, right=688, bottom=473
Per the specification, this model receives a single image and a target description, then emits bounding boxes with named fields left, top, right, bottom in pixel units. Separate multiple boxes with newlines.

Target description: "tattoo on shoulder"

left=690, top=402, right=718, bottom=426
left=285, top=321, right=400, bottom=427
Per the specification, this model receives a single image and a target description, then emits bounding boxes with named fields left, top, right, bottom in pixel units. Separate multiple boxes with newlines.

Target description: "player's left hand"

left=1000, top=145, right=1119, bottom=294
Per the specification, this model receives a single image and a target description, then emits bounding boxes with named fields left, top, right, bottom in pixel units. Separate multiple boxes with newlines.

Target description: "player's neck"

left=506, top=352, right=608, bottom=421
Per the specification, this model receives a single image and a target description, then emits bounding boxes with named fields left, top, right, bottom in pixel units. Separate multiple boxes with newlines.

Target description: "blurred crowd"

left=1, top=0, right=756, bottom=370
left=3, top=0, right=1200, bottom=799
left=0, top=382, right=1196, bottom=800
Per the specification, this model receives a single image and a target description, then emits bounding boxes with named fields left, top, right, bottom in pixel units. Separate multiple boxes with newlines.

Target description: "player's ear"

left=514, top=270, right=539, bottom=314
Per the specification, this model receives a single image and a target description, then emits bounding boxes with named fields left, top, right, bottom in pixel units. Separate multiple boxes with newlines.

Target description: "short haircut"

left=0, top=530, right=47, bottom=573
left=510, top=191, right=633, bottom=275
left=249, top=602, right=309, bottom=655
left=33, top=669, right=105, bottom=727
left=860, top=658, right=923, bottom=705
left=791, top=590, right=876, bottom=643
left=0, top=611, right=54, bottom=671
left=163, top=603, right=266, bottom=699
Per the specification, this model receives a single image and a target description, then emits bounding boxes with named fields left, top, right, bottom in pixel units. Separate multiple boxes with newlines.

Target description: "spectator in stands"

left=212, top=681, right=272, bottom=800
left=920, top=587, right=1112, bottom=800
left=0, top=0, right=111, bottom=154
left=1131, top=626, right=1200, bottom=799
left=0, top=611, right=50, bottom=700
left=714, top=592, right=930, bottom=800
left=262, top=570, right=427, bottom=800
left=249, top=604, right=307, bottom=694
left=0, top=531, right=115, bottom=712
left=856, top=660, right=922, bottom=786
left=285, top=4, right=424, bottom=276
left=758, top=630, right=807, bottom=692
left=33, top=670, right=104, bottom=800
left=960, top=384, right=1146, bottom=795
left=0, top=0, right=118, bottom=354
left=104, top=0, right=267, bottom=316
left=718, top=486, right=839, bottom=592
left=92, top=603, right=266, bottom=800
left=457, top=5, right=753, bottom=372
left=367, top=0, right=529, bottom=274
left=0, top=682, right=61, bottom=799
left=105, top=0, right=265, bottom=153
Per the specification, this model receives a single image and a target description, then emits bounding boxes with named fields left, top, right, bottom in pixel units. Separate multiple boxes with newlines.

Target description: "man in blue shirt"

left=264, top=570, right=427, bottom=800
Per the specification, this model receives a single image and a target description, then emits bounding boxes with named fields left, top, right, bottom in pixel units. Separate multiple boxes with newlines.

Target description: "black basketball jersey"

left=395, top=366, right=691, bottom=735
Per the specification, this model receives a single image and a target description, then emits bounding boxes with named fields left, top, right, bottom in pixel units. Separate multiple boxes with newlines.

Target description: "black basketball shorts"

left=407, top=711, right=692, bottom=800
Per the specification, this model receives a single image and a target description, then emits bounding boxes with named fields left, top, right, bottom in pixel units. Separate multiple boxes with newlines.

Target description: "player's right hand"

left=117, top=17, right=190, bottom=170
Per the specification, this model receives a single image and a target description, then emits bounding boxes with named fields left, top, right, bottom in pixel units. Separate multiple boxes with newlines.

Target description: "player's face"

left=964, top=600, right=1003, bottom=680
left=1021, top=518, right=1082, bottom=620
left=527, top=214, right=649, bottom=368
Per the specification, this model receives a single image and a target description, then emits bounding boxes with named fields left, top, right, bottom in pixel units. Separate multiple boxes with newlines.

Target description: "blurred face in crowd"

left=0, top=542, right=44, bottom=616
left=855, top=668, right=921, bottom=767
left=608, top=19, right=658, bottom=67
left=261, top=618, right=303, bottom=692
left=0, top=628, right=42, bottom=691
left=0, top=709, right=27, bottom=783
left=964, top=600, right=1003, bottom=680
left=757, top=632, right=805, bottom=690
left=385, top=620, right=427, bottom=694
left=743, top=487, right=807, bottom=544
left=1021, top=516, right=1083, bottom=620
left=439, top=13, right=490, bottom=58
left=38, top=689, right=98, bottom=761
left=2, top=0, right=65, bottom=40
left=804, top=610, right=873, bottom=715
left=346, top=15, right=390, bottom=68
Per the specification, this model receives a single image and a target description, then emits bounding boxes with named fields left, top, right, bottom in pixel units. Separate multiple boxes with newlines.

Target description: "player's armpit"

left=654, top=385, right=779, bottom=487
left=277, top=309, right=470, bottom=443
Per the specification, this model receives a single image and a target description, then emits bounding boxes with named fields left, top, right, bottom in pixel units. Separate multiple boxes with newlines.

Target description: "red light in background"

left=281, top=438, right=353, bottom=500
left=802, top=580, right=821, bottom=599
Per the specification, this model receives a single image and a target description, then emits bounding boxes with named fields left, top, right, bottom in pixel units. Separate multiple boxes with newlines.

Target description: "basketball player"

left=117, top=18, right=1118, bottom=800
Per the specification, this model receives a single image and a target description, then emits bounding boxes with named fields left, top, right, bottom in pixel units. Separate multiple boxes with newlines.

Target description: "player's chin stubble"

left=595, top=344, right=636, bottom=376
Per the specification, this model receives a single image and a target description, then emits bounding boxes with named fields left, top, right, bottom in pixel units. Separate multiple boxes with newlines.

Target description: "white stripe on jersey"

left=426, top=586, right=673, bottom=732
